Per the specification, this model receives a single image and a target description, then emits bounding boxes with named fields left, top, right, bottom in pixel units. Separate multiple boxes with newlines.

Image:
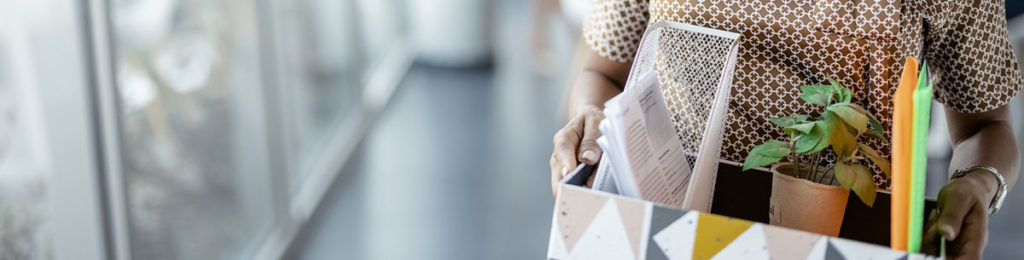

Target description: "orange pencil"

left=891, top=57, right=918, bottom=251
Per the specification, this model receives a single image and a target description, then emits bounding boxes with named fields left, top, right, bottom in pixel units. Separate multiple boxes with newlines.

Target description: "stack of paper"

left=890, top=57, right=933, bottom=253
left=592, top=21, right=740, bottom=211
left=596, top=73, right=692, bottom=208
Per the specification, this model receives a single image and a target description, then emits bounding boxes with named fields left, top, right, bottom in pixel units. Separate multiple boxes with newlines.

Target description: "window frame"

left=78, top=0, right=413, bottom=259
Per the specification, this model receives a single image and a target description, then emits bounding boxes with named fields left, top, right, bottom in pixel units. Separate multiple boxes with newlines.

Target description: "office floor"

left=288, top=1, right=569, bottom=259
left=290, top=1, right=1024, bottom=259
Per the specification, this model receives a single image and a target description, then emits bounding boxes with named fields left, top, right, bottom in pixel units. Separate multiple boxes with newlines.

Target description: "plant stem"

left=817, top=153, right=825, bottom=181
left=819, top=164, right=836, bottom=184
left=789, top=137, right=800, bottom=178
left=810, top=153, right=821, bottom=181
left=817, top=92, right=833, bottom=183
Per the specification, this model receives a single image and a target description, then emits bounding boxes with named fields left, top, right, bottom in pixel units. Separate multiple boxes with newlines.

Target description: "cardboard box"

left=547, top=164, right=941, bottom=260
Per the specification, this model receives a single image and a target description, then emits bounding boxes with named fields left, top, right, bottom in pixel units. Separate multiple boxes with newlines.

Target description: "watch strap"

left=951, top=166, right=1006, bottom=216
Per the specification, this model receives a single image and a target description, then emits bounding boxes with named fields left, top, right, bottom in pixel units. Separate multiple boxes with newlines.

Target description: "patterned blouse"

left=583, top=0, right=1023, bottom=187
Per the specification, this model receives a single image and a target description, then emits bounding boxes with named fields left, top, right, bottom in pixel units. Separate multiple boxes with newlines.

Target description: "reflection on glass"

left=358, top=0, right=404, bottom=61
left=111, top=0, right=273, bottom=258
left=0, top=33, right=52, bottom=259
left=276, top=0, right=358, bottom=191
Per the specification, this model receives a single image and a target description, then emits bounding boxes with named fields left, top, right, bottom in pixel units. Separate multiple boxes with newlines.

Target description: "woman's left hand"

left=922, top=172, right=999, bottom=259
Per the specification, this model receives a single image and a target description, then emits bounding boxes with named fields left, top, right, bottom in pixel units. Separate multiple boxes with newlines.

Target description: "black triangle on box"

left=645, top=205, right=688, bottom=260
left=824, top=240, right=846, bottom=260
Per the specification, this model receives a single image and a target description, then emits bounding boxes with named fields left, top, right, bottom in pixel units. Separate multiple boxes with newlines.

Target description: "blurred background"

left=0, top=0, right=1022, bottom=259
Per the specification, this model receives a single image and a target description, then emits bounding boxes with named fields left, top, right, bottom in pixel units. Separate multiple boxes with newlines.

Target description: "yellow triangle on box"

left=692, top=213, right=754, bottom=259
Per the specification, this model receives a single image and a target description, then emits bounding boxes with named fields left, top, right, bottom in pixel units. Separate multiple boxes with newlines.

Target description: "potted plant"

left=742, top=78, right=891, bottom=236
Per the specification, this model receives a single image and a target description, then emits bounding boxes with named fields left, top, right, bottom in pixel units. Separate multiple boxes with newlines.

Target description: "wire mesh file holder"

left=625, top=21, right=741, bottom=212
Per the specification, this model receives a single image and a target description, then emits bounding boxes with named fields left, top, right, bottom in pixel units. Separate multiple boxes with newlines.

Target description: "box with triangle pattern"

left=548, top=165, right=942, bottom=260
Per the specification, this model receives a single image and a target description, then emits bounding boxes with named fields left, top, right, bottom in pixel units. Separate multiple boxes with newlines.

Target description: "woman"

left=549, top=0, right=1021, bottom=258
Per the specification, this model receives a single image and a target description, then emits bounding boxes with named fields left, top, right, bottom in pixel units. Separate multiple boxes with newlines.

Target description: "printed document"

left=598, top=73, right=691, bottom=208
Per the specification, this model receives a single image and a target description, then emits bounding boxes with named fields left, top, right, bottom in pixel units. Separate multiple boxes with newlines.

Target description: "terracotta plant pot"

left=769, top=163, right=848, bottom=236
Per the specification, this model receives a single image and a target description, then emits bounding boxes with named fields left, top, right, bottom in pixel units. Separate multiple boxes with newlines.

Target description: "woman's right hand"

left=550, top=50, right=631, bottom=197
left=550, top=104, right=605, bottom=197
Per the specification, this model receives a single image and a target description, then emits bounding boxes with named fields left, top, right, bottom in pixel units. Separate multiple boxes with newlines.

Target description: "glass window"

left=357, top=0, right=406, bottom=62
left=1, top=2, right=111, bottom=259
left=272, top=0, right=360, bottom=191
left=110, top=0, right=275, bottom=258
left=0, top=30, right=54, bottom=260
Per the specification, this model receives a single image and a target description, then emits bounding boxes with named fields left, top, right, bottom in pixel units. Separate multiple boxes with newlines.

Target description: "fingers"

left=934, top=184, right=976, bottom=241
left=922, top=209, right=941, bottom=255
left=551, top=116, right=584, bottom=197
left=550, top=107, right=607, bottom=197
left=550, top=154, right=562, bottom=197
left=578, top=109, right=604, bottom=165
left=948, top=208, right=987, bottom=260
left=550, top=149, right=574, bottom=197
left=553, top=118, right=583, bottom=175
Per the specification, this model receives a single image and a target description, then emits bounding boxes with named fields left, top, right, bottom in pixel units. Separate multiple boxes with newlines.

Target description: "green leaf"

left=784, top=121, right=816, bottom=135
left=794, top=135, right=817, bottom=154
left=843, top=103, right=884, bottom=133
left=834, top=162, right=876, bottom=206
left=826, top=104, right=868, bottom=134
left=868, top=118, right=884, bottom=136
left=770, top=115, right=809, bottom=128
left=742, top=140, right=791, bottom=171
left=863, top=129, right=888, bottom=143
left=834, top=162, right=857, bottom=189
left=858, top=143, right=891, bottom=179
left=795, top=120, right=830, bottom=154
left=829, top=78, right=852, bottom=103
left=811, top=121, right=833, bottom=153
left=800, top=85, right=833, bottom=106
left=851, top=165, right=877, bottom=207
left=827, top=113, right=857, bottom=159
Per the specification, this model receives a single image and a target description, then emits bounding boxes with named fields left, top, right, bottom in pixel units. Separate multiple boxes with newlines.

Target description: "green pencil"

left=908, top=61, right=932, bottom=253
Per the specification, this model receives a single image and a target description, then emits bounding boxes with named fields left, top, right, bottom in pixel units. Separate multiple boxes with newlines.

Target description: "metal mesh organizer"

left=625, top=21, right=741, bottom=211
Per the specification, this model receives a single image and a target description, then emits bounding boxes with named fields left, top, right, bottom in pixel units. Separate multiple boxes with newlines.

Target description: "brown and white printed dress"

left=583, top=0, right=1023, bottom=188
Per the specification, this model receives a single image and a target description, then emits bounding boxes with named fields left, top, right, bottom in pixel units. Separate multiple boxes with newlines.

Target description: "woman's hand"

left=550, top=51, right=630, bottom=197
left=550, top=105, right=605, bottom=197
left=923, top=172, right=999, bottom=259
left=927, top=106, right=1020, bottom=259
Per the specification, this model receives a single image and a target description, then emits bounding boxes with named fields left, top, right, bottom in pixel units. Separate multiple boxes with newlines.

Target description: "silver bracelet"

left=951, top=166, right=1007, bottom=216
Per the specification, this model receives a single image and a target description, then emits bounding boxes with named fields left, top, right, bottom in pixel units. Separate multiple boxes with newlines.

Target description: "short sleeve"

left=927, top=0, right=1023, bottom=113
left=582, top=0, right=650, bottom=63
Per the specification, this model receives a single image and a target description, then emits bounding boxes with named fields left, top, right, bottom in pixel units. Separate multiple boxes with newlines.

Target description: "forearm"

left=566, top=50, right=631, bottom=117
left=567, top=69, right=624, bottom=117
left=948, top=119, right=1020, bottom=197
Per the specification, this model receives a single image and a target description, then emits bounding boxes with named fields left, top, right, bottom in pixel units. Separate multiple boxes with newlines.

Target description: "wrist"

left=572, top=103, right=604, bottom=116
left=960, top=171, right=999, bottom=201
left=951, top=166, right=1007, bottom=215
